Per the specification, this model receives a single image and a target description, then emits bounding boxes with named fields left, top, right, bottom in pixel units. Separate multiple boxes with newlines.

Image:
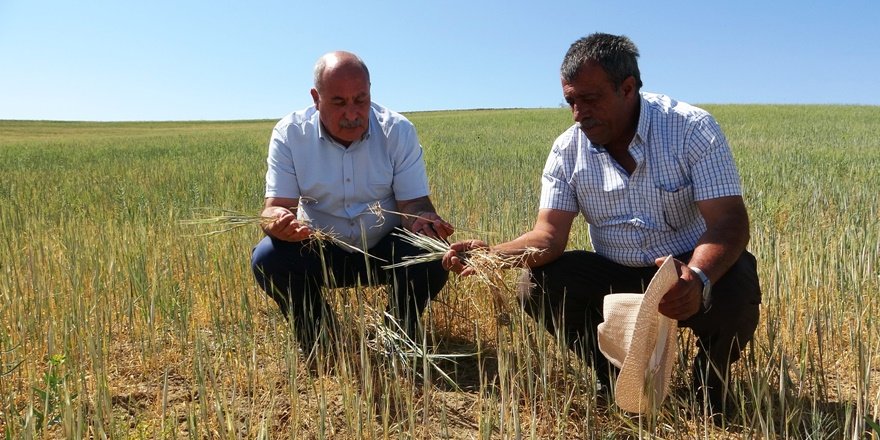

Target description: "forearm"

left=489, top=209, right=576, bottom=268
left=396, top=196, right=436, bottom=229
left=490, top=229, right=566, bottom=268
left=396, top=195, right=455, bottom=240
left=688, top=217, right=750, bottom=283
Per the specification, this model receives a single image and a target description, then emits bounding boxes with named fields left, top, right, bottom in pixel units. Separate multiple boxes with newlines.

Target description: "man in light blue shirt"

left=252, top=51, right=454, bottom=355
left=445, top=34, right=760, bottom=421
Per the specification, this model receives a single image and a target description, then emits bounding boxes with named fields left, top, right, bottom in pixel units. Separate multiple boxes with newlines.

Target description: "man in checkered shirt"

left=444, top=33, right=761, bottom=420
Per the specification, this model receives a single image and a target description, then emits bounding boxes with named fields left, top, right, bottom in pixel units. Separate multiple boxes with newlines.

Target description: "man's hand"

left=396, top=196, right=454, bottom=241
left=655, top=256, right=702, bottom=321
left=442, top=240, right=488, bottom=275
left=263, top=206, right=312, bottom=242
left=411, top=211, right=454, bottom=241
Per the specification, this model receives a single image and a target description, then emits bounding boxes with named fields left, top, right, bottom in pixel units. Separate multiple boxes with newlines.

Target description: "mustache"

left=576, top=119, right=600, bottom=130
left=339, top=118, right=365, bottom=129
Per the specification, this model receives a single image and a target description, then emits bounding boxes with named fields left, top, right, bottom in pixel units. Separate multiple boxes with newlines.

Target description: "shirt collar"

left=633, top=92, right=649, bottom=145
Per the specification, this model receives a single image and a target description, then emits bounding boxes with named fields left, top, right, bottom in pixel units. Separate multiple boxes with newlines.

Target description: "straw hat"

left=597, top=255, right=679, bottom=414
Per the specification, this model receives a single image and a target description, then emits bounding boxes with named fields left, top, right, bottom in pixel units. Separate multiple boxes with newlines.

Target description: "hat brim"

left=614, top=255, right=680, bottom=414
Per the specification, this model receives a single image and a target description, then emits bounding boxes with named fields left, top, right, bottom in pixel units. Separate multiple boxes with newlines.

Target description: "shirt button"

left=346, top=178, right=351, bottom=182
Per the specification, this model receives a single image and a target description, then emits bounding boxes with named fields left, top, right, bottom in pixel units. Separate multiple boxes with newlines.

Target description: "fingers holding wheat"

left=261, top=206, right=313, bottom=242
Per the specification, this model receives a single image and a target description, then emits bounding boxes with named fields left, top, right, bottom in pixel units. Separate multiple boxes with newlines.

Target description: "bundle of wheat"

left=181, top=208, right=383, bottom=260
left=381, top=227, right=542, bottom=323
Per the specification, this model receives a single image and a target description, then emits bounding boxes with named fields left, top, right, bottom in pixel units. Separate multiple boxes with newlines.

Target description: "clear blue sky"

left=1, top=1, right=878, bottom=121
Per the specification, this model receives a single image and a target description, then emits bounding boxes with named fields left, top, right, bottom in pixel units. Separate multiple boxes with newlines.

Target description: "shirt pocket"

left=367, top=176, right=394, bottom=201
left=659, top=184, right=698, bottom=230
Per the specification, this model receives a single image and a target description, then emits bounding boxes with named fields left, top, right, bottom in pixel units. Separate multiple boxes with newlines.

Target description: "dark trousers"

left=251, top=233, right=448, bottom=351
left=521, top=250, right=761, bottom=406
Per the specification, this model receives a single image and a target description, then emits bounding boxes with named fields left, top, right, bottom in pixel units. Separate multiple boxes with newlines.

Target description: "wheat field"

left=1, top=105, right=878, bottom=438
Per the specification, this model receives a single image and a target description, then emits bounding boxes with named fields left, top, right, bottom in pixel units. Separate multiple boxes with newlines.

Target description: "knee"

left=251, top=237, right=274, bottom=275
left=251, top=236, right=296, bottom=286
left=252, top=234, right=277, bottom=258
left=718, top=251, right=762, bottom=302
left=716, top=297, right=760, bottom=338
left=712, top=252, right=762, bottom=333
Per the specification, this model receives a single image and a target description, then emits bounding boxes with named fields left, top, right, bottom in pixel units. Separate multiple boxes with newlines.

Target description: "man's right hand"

left=263, top=206, right=312, bottom=242
left=442, top=239, right=488, bottom=275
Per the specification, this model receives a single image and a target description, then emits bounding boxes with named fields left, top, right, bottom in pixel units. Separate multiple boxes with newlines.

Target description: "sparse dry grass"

left=1, top=107, right=879, bottom=438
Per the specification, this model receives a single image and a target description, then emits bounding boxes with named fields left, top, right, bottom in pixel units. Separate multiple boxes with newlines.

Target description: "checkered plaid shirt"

left=540, top=93, right=743, bottom=267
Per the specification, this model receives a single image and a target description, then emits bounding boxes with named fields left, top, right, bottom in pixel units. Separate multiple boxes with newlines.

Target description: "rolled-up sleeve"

left=540, top=144, right=579, bottom=212
left=390, top=122, right=430, bottom=201
left=265, top=124, right=301, bottom=199
left=688, top=116, right=742, bottom=201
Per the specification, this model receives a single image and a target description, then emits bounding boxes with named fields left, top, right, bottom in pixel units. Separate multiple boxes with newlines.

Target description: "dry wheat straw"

left=368, top=202, right=487, bottom=236
left=181, top=208, right=385, bottom=261
left=381, top=227, right=542, bottom=322
left=365, top=310, right=475, bottom=391
left=180, top=208, right=274, bottom=236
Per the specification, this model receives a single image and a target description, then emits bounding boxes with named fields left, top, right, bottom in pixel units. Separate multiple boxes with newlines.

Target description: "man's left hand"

left=656, top=257, right=702, bottom=321
left=411, top=211, right=454, bottom=241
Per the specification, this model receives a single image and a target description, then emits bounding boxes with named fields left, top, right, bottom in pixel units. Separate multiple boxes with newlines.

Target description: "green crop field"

left=1, top=105, right=878, bottom=438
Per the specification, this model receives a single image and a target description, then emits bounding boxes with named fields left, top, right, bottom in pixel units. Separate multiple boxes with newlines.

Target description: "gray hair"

left=560, top=33, right=642, bottom=91
left=313, top=51, right=371, bottom=92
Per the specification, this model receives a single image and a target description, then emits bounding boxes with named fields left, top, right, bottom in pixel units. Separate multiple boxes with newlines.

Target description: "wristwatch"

left=689, top=266, right=712, bottom=311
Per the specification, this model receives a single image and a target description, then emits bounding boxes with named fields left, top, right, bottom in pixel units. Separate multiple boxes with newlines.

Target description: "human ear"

left=621, top=76, right=636, bottom=98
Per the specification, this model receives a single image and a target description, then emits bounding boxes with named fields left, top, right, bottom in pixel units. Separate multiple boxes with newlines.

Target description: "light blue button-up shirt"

left=265, top=102, right=430, bottom=250
left=540, top=93, right=742, bottom=266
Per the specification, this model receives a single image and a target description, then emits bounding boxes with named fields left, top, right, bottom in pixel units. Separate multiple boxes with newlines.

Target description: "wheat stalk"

left=180, top=208, right=274, bottom=236
left=182, top=208, right=386, bottom=261
left=381, top=227, right=540, bottom=273
left=381, top=227, right=542, bottom=321
left=367, top=202, right=487, bottom=236
left=365, top=311, right=475, bottom=392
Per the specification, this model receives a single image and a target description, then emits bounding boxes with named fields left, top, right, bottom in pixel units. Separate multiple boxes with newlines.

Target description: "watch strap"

left=689, top=266, right=712, bottom=311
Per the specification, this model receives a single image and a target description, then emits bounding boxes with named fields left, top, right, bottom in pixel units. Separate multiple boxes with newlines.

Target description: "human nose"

left=571, top=101, right=588, bottom=123
left=344, top=102, right=362, bottom=119
left=571, top=106, right=582, bottom=123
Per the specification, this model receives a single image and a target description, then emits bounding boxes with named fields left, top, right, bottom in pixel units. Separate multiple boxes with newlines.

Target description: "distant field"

left=1, top=105, right=878, bottom=438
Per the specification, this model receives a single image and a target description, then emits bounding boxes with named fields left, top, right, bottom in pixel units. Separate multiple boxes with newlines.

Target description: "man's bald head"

left=309, top=51, right=372, bottom=146
left=313, top=51, right=371, bottom=93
